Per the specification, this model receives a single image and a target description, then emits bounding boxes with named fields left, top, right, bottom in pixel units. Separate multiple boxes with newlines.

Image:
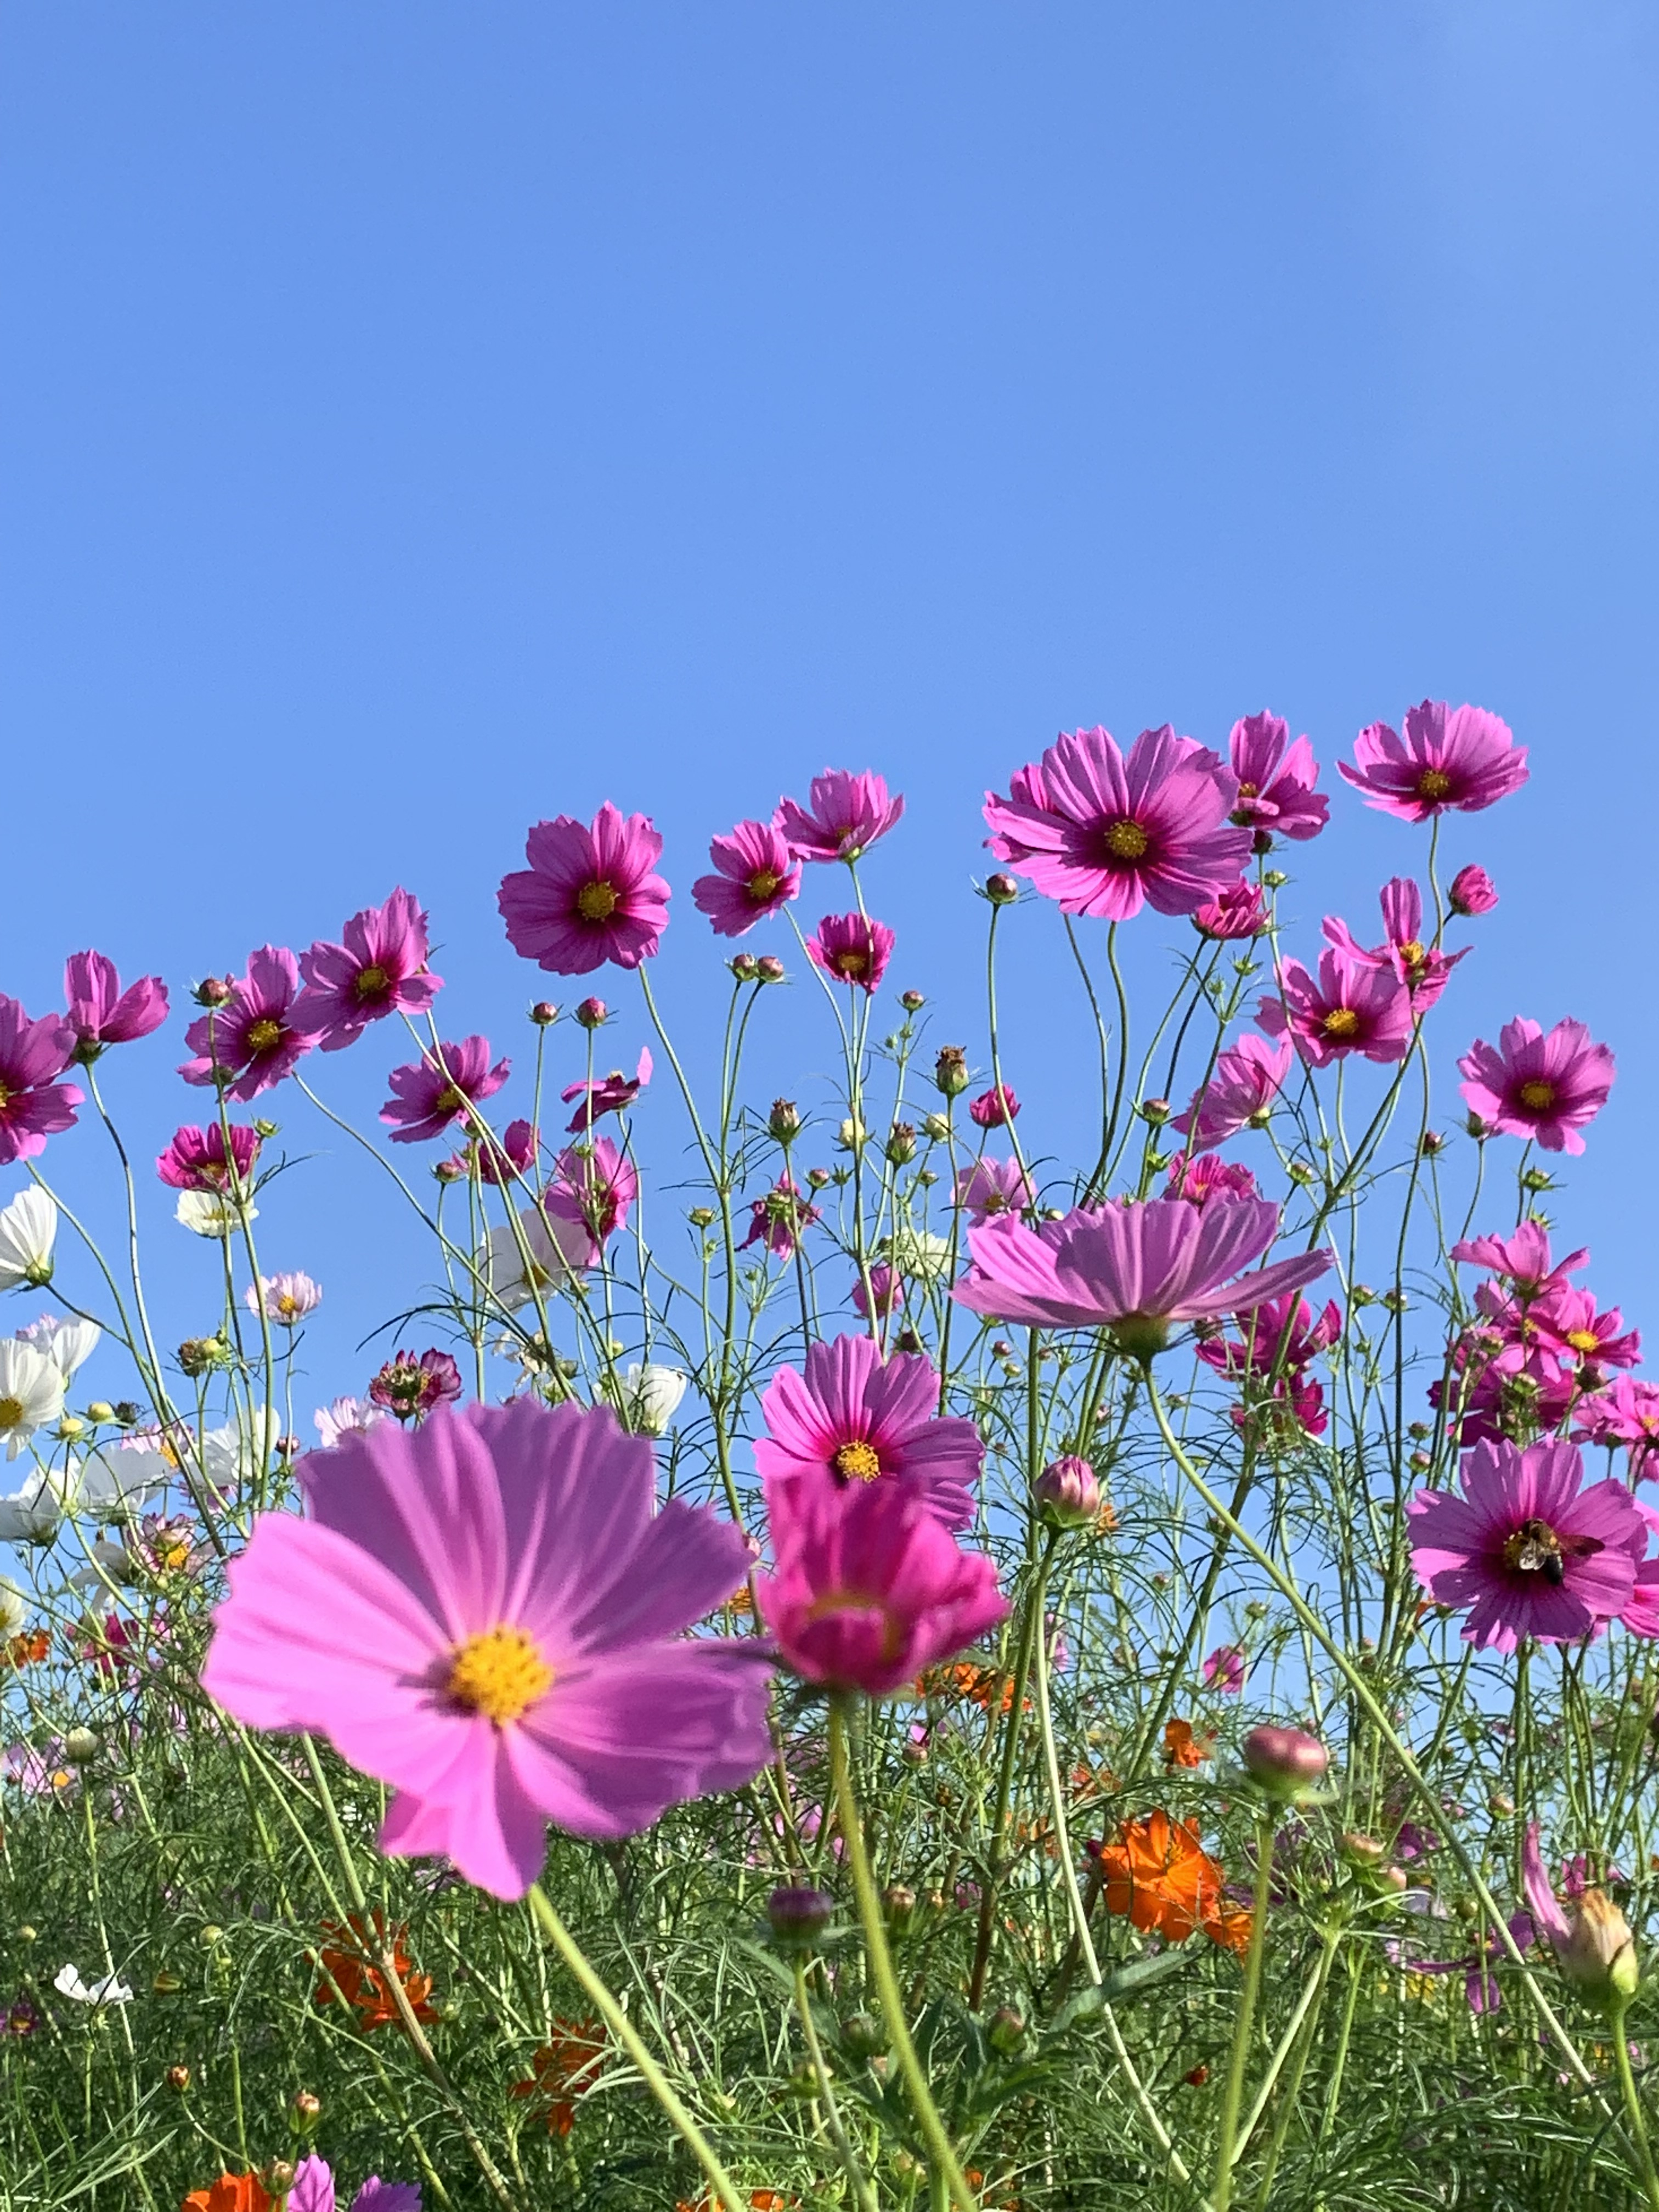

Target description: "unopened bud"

left=755, top=955, right=786, bottom=983
left=731, top=953, right=758, bottom=981
left=769, top=1099, right=802, bottom=1143
left=167, top=2064, right=191, bottom=2092
left=434, top=1158, right=467, bottom=1183
left=984, top=873, right=1019, bottom=906
left=574, top=997, right=608, bottom=1029
left=886, top=1122, right=917, bottom=1165
left=1378, top=1864, right=1410, bottom=1893
left=1262, top=868, right=1289, bottom=890
left=1341, top=1831, right=1385, bottom=1865
left=836, top=1117, right=866, bottom=1152
left=57, top=1415, right=86, bottom=1441
left=1488, top=1791, right=1515, bottom=1818
left=688, top=1206, right=715, bottom=1228
left=933, top=1046, right=969, bottom=1098
left=63, top=1728, right=99, bottom=1767
left=1448, top=864, right=1498, bottom=918
left=1465, top=1111, right=1490, bottom=1141
left=192, top=975, right=234, bottom=1008
left=840, top=2011, right=885, bottom=2058
left=266, top=2165, right=296, bottom=2196
left=805, top=1167, right=831, bottom=1190
left=987, top=2004, right=1025, bottom=2054
left=112, top=1401, right=142, bottom=1427
left=85, top=1401, right=115, bottom=1425
left=1035, top=1455, right=1101, bottom=1531
left=1139, top=1097, right=1171, bottom=1125
left=881, top=1883, right=916, bottom=1936
left=1560, top=1889, right=1640, bottom=2005
left=1241, top=1725, right=1329, bottom=1801
left=291, top=2090, right=321, bottom=2133
left=900, top=989, right=925, bottom=1011
left=1420, top=1130, right=1445, bottom=1155
left=530, top=1000, right=559, bottom=1026
left=766, top=1886, right=834, bottom=1951
left=919, top=1112, right=950, bottom=1142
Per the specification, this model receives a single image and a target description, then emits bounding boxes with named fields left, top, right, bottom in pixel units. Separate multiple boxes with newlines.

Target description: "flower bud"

left=57, top=1415, right=86, bottom=1442
left=112, top=1401, right=142, bottom=1428
left=900, top=989, right=925, bottom=1011
left=85, top=1401, right=116, bottom=1425
left=1262, top=868, right=1289, bottom=890
left=192, top=975, right=234, bottom=1008
left=291, top=2090, right=322, bottom=2134
left=769, top=1099, right=802, bottom=1143
left=755, top=955, right=786, bottom=983
left=766, top=1886, right=834, bottom=1951
left=1139, top=1097, right=1171, bottom=1125
left=933, top=1046, right=969, bottom=1098
left=885, top=1122, right=917, bottom=1165
left=531, top=1000, right=559, bottom=1026
left=152, top=1970, right=182, bottom=1994
left=574, top=997, right=608, bottom=1029
left=1465, top=1111, right=1490, bottom=1141
left=177, top=1335, right=232, bottom=1379
left=1341, top=1831, right=1385, bottom=1865
left=840, top=2011, right=886, bottom=2058
left=434, top=1157, right=467, bottom=1184
left=266, top=2165, right=296, bottom=2196
left=1035, top=1455, right=1101, bottom=1531
left=63, top=1728, right=99, bottom=1767
left=984, top=873, right=1019, bottom=906
left=836, top=1117, right=866, bottom=1152
left=1420, top=1129, right=1444, bottom=1155
left=919, top=1112, right=950, bottom=1143
left=167, top=2064, right=191, bottom=2092
left=688, top=1206, right=716, bottom=1228
left=1448, top=864, right=1498, bottom=918
left=1241, top=1725, right=1329, bottom=1801
left=986, top=2005, right=1025, bottom=2054
left=881, top=1883, right=916, bottom=1936
left=731, top=953, right=759, bottom=981
left=1377, top=1864, right=1410, bottom=1893
left=806, top=1167, right=832, bottom=1190
left=1560, top=1889, right=1640, bottom=2004
left=1519, top=1167, right=1554, bottom=1194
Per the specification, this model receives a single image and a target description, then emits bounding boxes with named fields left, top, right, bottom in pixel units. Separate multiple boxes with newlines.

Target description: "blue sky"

left=2, top=4, right=1656, bottom=1414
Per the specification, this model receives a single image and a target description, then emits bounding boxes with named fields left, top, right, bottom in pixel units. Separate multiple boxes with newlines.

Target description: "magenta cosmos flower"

left=380, top=1037, right=510, bottom=1145
left=561, top=1047, right=651, bottom=1131
left=369, top=1348, right=464, bottom=1423
left=293, top=889, right=443, bottom=1051
left=443, top=1117, right=541, bottom=1186
left=1172, top=1032, right=1293, bottom=1154
left=1578, top=1376, right=1659, bottom=1480
left=0, top=997, right=82, bottom=1166
left=852, top=1263, right=904, bottom=1321
left=1257, top=946, right=1414, bottom=1068
left=1450, top=864, right=1499, bottom=917
left=969, top=1083, right=1019, bottom=1129
left=498, top=805, right=670, bottom=975
left=1203, top=1646, right=1247, bottom=1695
left=62, top=952, right=168, bottom=1058
left=692, top=821, right=802, bottom=935
left=1407, top=1437, right=1645, bottom=1652
left=156, top=1123, right=262, bottom=1191
left=1458, top=1017, right=1613, bottom=1155
left=807, top=913, right=893, bottom=992
left=1166, top=1153, right=1260, bottom=1206
left=740, top=1176, right=820, bottom=1260
left=953, top=1197, right=1331, bottom=1359
left=983, top=725, right=1250, bottom=921
left=775, top=770, right=904, bottom=864
left=954, top=1155, right=1032, bottom=1224
left=757, top=1475, right=1007, bottom=1697
left=1193, top=881, right=1268, bottom=940
left=754, top=1333, right=983, bottom=1533
left=1452, top=1220, right=1587, bottom=1302
left=543, top=1137, right=636, bottom=1266
left=180, top=947, right=314, bottom=1102
left=1226, top=711, right=1328, bottom=847
left=1339, top=701, right=1527, bottom=822
left=202, top=1398, right=774, bottom=1899
left=1322, top=878, right=1468, bottom=1014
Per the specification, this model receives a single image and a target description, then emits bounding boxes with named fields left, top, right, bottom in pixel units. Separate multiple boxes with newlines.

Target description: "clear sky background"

left=2, top=4, right=1656, bottom=1420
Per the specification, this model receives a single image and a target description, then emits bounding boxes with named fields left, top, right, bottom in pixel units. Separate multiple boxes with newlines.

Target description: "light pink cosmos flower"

left=380, top=1037, right=510, bottom=1145
left=754, top=1333, right=983, bottom=1533
left=543, top=1137, right=637, bottom=1266
left=1193, top=881, right=1269, bottom=940
left=202, top=1398, right=774, bottom=1899
left=775, top=770, right=904, bottom=864
left=315, top=1396, right=386, bottom=1447
left=1256, top=946, right=1414, bottom=1067
left=692, top=821, right=803, bottom=933
left=1577, top=1377, right=1659, bottom=1481
left=180, top=947, right=314, bottom=1102
left=156, top=1124, right=262, bottom=1191
left=1407, top=1437, right=1645, bottom=1652
left=983, top=725, right=1250, bottom=921
left=561, top=1048, right=652, bottom=1131
left=1449, top=865, right=1499, bottom=917
left=1226, top=711, right=1328, bottom=848
left=952, top=1197, right=1331, bottom=1358
left=1458, top=1018, right=1614, bottom=1155
left=806, top=913, right=894, bottom=992
left=969, top=1084, right=1020, bottom=1129
left=1340, top=701, right=1528, bottom=822
left=1451, top=1221, right=1588, bottom=1302
left=757, top=1475, right=1008, bottom=1697
left=953, top=1156, right=1032, bottom=1224
left=0, top=996, right=82, bottom=1165
left=1322, top=879, right=1468, bottom=1013
left=62, top=952, right=168, bottom=1058
left=1165, top=1153, right=1260, bottom=1207
left=1203, top=1646, right=1247, bottom=1695
left=293, top=889, right=443, bottom=1051
left=245, top=1272, right=323, bottom=1327
left=1171, top=1032, right=1293, bottom=1154
left=498, top=805, right=670, bottom=975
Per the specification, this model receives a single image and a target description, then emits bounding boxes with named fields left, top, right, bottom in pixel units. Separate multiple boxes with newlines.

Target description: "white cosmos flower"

left=53, top=1964, right=133, bottom=2006
left=69, top=1538, right=131, bottom=1592
left=883, top=1228, right=953, bottom=1284
left=245, top=1271, right=323, bottom=1325
left=72, top=1438, right=171, bottom=1525
left=479, top=1210, right=583, bottom=1312
left=314, top=1396, right=386, bottom=1448
left=176, top=1190, right=257, bottom=1238
left=617, top=1363, right=688, bottom=1437
left=0, top=1466, right=69, bottom=1544
left=16, top=1314, right=100, bottom=1380
left=0, top=1188, right=57, bottom=1291
left=0, top=1577, right=27, bottom=1638
left=0, top=1340, right=65, bottom=1459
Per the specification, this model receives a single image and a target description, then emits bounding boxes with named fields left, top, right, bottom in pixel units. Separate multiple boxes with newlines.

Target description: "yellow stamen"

left=434, top=1085, right=466, bottom=1114
left=0, top=1397, right=24, bottom=1428
left=0, top=1084, right=10, bottom=1110
left=747, top=869, right=781, bottom=900
left=1518, top=1079, right=1556, bottom=1111
left=832, top=950, right=869, bottom=979
left=1397, top=940, right=1425, bottom=967
left=1417, top=768, right=1452, bottom=801
left=447, top=1626, right=554, bottom=1726
left=1566, top=1329, right=1601, bottom=1355
left=1235, top=782, right=1259, bottom=800
left=577, top=881, right=619, bottom=922
left=1322, top=1007, right=1361, bottom=1039
left=1104, top=820, right=1149, bottom=861
left=355, top=963, right=391, bottom=999
left=246, top=1018, right=283, bottom=1052
left=832, top=1439, right=884, bottom=1483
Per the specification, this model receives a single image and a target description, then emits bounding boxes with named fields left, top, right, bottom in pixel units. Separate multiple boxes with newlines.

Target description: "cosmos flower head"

left=1339, top=701, right=1528, bottom=822
left=1171, top=1032, right=1293, bottom=1155
left=156, top=1124, right=262, bottom=1192
left=806, top=913, right=894, bottom=993
left=1458, top=1018, right=1614, bottom=1155
left=1226, top=710, right=1328, bottom=847
left=0, top=995, right=82, bottom=1165
left=543, top=1138, right=637, bottom=1267
left=561, top=1049, right=652, bottom=1131
left=1256, top=945, right=1415, bottom=1068
left=180, top=947, right=313, bottom=1102
left=293, top=889, right=443, bottom=1051
left=1321, top=878, right=1468, bottom=1013
left=1193, top=881, right=1269, bottom=940
left=61, top=952, right=168, bottom=1059
left=953, top=1155, right=1032, bottom=1226
left=692, top=821, right=803, bottom=934
left=775, top=770, right=904, bottom=864
left=380, top=1038, right=511, bottom=1145
left=499, top=805, right=670, bottom=975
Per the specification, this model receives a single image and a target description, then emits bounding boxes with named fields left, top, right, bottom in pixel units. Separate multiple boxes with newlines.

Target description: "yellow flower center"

left=276, top=1293, right=301, bottom=1318
left=1397, top=940, right=1425, bottom=967
left=577, top=880, right=619, bottom=922
left=434, top=1085, right=466, bottom=1115
left=747, top=869, right=781, bottom=900
left=1322, top=1007, right=1361, bottom=1039
left=1519, top=1079, right=1556, bottom=1112
left=246, top=1018, right=284, bottom=1052
left=0, top=1397, right=24, bottom=1429
left=1235, top=782, right=1259, bottom=800
left=447, top=1626, right=554, bottom=1725
left=832, top=949, right=869, bottom=979
left=1566, top=1329, right=1600, bottom=1355
left=355, top=963, right=391, bottom=999
left=1103, top=820, right=1149, bottom=861
left=832, top=1438, right=884, bottom=1483
left=1416, top=768, right=1452, bottom=801
left=0, top=1083, right=10, bottom=1110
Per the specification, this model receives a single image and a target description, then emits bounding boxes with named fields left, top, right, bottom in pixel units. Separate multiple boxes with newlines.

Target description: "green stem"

left=1212, top=1810, right=1274, bottom=2209
left=792, top=1958, right=879, bottom=2212
left=1612, top=2003, right=1659, bottom=2212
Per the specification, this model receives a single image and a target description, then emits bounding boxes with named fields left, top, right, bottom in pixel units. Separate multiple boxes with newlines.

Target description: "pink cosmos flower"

left=1528, top=1287, right=1640, bottom=1375
left=1171, top=1033, right=1293, bottom=1154
left=775, top=770, right=904, bottom=864
left=1203, top=1646, right=1247, bottom=1695
left=969, top=1084, right=1020, bottom=1129
left=1197, top=1291, right=1342, bottom=1436
left=692, top=821, right=803, bottom=934
left=1435, top=1334, right=1579, bottom=1449
left=155, top=1124, right=262, bottom=1191
left=1458, top=1018, right=1614, bottom=1155
left=1577, top=1377, right=1659, bottom=1480
left=1449, top=865, right=1499, bottom=917
left=293, top=889, right=443, bottom=1051
left=983, top=725, right=1250, bottom=921
left=1226, top=711, right=1328, bottom=847
left=561, top=1048, right=652, bottom=1131
left=289, top=2153, right=422, bottom=2212
left=851, top=1265, right=904, bottom=1320
left=543, top=1138, right=637, bottom=1266
left=1621, top=1506, right=1659, bottom=1637
left=1451, top=1221, right=1588, bottom=1303
left=1339, top=702, right=1528, bottom=822
left=1193, top=881, right=1269, bottom=940
left=740, top=1176, right=820, bottom=1259
left=443, top=1118, right=541, bottom=1186
left=380, top=1038, right=511, bottom=1145
left=498, top=805, right=670, bottom=975
left=1407, top=1437, right=1645, bottom=1651
left=953, top=1156, right=1032, bottom=1224
left=202, top=1398, right=774, bottom=1900
left=1256, top=946, right=1414, bottom=1067
left=245, top=1272, right=323, bottom=1327
left=369, top=1350, right=464, bottom=1423
left=62, top=952, right=168, bottom=1058
left=0, top=997, right=82, bottom=1165
left=180, top=947, right=314, bottom=1102
left=953, top=1197, right=1331, bottom=1357
left=757, top=1476, right=1008, bottom=1697
left=1165, top=1154, right=1260, bottom=1207
left=807, top=913, right=894, bottom=992
left=1322, top=879, right=1468, bottom=1013
left=754, top=1333, right=983, bottom=1533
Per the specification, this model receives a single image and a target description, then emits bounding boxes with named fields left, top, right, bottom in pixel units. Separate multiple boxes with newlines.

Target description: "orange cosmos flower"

left=1093, top=1809, right=1243, bottom=1948
left=183, top=2176, right=271, bottom=2212
left=314, top=1913, right=437, bottom=2032
left=5, top=1629, right=49, bottom=1668
left=510, top=2018, right=606, bottom=2135
left=1162, top=1718, right=1214, bottom=1770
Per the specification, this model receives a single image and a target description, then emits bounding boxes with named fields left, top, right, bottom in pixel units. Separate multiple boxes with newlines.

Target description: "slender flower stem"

left=1211, top=1809, right=1275, bottom=2209
left=827, top=1694, right=980, bottom=2212
left=792, top=1957, right=879, bottom=2212
left=1612, top=2002, right=1659, bottom=2212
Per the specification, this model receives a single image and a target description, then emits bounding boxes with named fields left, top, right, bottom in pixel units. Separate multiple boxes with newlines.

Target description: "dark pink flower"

left=692, top=821, right=802, bottom=934
left=1529, top=1287, right=1640, bottom=1375
left=1226, top=711, right=1328, bottom=846
left=1256, top=947, right=1414, bottom=1068
left=740, top=1176, right=820, bottom=1260
left=292, top=889, right=443, bottom=1051
left=1322, top=878, right=1468, bottom=1013
left=968, top=1084, right=1020, bottom=1129
left=851, top=1265, right=904, bottom=1320
left=1576, top=1377, right=1659, bottom=1480
left=62, top=952, right=168, bottom=1057
left=1165, top=1154, right=1260, bottom=1207
left=202, top=1398, right=772, bottom=1899
left=1193, top=881, right=1269, bottom=940
left=754, top=1333, right=983, bottom=1532
left=498, top=805, right=670, bottom=975
left=756, top=1476, right=1008, bottom=1696
left=1451, top=1221, right=1588, bottom=1304
left=1435, top=1334, right=1578, bottom=1448
left=442, top=1118, right=541, bottom=1186
left=953, top=1156, right=1032, bottom=1224
left=380, top=1037, right=511, bottom=1145
left=543, top=1137, right=637, bottom=1266
left=1449, top=865, right=1499, bottom=918
left=775, top=770, right=904, bottom=864
left=953, top=1197, right=1331, bottom=1356
left=806, top=913, right=893, bottom=992
left=1203, top=1646, right=1247, bottom=1695
left=561, top=1047, right=651, bottom=1132
left=1198, top=1291, right=1341, bottom=1437
left=1458, top=1018, right=1613, bottom=1155
left=368, top=1349, right=464, bottom=1423
left=180, top=947, right=314, bottom=1102
left=983, top=725, right=1250, bottom=922
left=1339, top=701, right=1528, bottom=822
left=156, top=1124, right=262, bottom=1191
left=1171, top=1033, right=1293, bottom=1154
left=1408, top=1437, right=1645, bottom=1652
left=0, top=997, right=82, bottom=1165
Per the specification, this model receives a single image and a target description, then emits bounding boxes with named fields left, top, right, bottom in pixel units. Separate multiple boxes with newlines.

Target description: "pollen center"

left=832, top=1438, right=884, bottom=1483
left=0, top=1397, right=24, bottom=1428
left=1103, top=819, right=1149, bottom=862
left=1235, top=782, right=1259, bottom=800
left=577, top=880, right=619, bottom=922
left=1518, top=1079, right=1556, bottom=1112
left=447, top=1626, right=554, bottom=1725
left=747, top=869, right=781, bottom=900
left=1416, top=768, right=1453, bottom=801
left=1322, top=1007, right=1361, bottom=1039
left=1397, top=940, right=1425, bottom=967
left=434, top=1085, right=467, bottom=1115
left=1566, top=1329, right=1600, bottom=1355
left=1502, top=1516, right=1561, bottom=1574
left=832, top=950, right=869, bottom=979
left=355, top=963, right=391, bottom=999
left=246, top=1018, right=284, bottom=1052
left=0, top=1084, right=11, bottom=1110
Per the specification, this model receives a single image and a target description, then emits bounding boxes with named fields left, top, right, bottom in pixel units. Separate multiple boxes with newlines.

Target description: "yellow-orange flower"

left=5, top=1629, right=49, bottom=1668
left=314, top=1914, right=437, bottom=2032
left=183, top=2176, right=270, bottom=2212
left=1162, top=1718, right=1214, bottom=1770
left=1093, top=1809, right=1247, bottom=1953
left=510, top=2018, right=606, bottom=2136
